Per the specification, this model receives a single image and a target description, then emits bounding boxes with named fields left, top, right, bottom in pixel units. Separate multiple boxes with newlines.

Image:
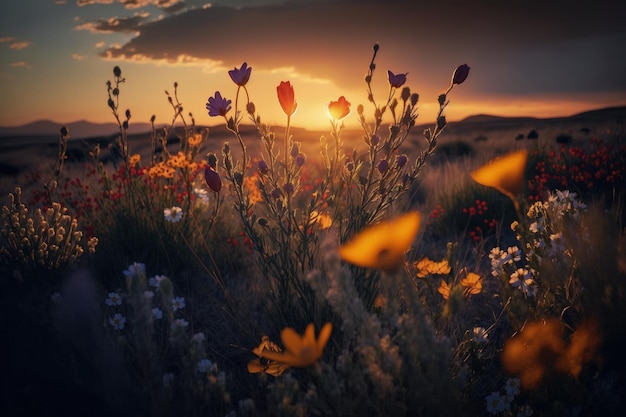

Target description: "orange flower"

left=415, top=257, right=451, bottom=278
left=247, top=335, right=290, bottom=377
left=340, top=211, right=421, bottom=273
left=258, top=323, right=332, bottom=368
left=277, top=81, right=297, bottom=116
left=460, top=271, right=482, bottom=296
left=328, top=96, right=351, bottom=120
left=438, top=280, right=451, bottom=300
left=470, top=150, right=528, bottom=209
left=310, top=210, right=333, bottom=229
left=129, top=153, right=141, bottom=166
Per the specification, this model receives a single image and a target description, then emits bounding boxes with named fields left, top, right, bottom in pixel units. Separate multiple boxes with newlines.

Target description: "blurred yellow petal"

left=340, top=211, right=421, bottom=273
left=259, top=323, right=332, bottom=368
left=316, top=322, right=333, bottom=355
left=470, top=150, right=528, bottom=207
left=438, top=280, right=451, bottom=300
left=281, top=326, right=305, bottom=357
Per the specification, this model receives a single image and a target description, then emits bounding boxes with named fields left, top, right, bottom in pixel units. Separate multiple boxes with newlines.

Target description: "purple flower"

left=295, top=153, right=306, bottom=167
left=206, top=91, right=232, bottom=117
left=228, top=62, right=252, bottom=87
left=388, top=70, right=407, bottom=88
left=204, top=166, right=222, bottom=192
left=396, top=155, right=408, bottom=168
left=258, top=160, right=269, bottom=174
left=378, top=159, right=389, bottom=174
left=452, top=64, right=470, bottom=85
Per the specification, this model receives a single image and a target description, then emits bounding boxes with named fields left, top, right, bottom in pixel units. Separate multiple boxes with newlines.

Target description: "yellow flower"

left=460, top=271, right=482, bottom=296
left=470, top=150, right=528, bottom=209
left=187, top=133, right=203, bottom=147
left=258, top=323, right=332, bottom=368
left=310, top=210, right=333, bottom=230
left=438, top=280, right=451, bottom=300
left=340, top=211, right=421, bottom=273
left=129, top=153, right=141, bottom=166
left=414, top=256, right=451, bottom=278
left=247, top=335, right=290, bottom=377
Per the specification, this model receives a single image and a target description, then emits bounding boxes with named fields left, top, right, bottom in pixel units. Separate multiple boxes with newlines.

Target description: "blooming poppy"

left=340, top=211, right=421, bottom=273
left=247, top=335, right=290, bottom=377
left=415, top=257, right=451, bottom=278
left=228, top=62, right=252, bottom=86
left=277, top=81, right=297, bottom=116
left=388, top=70, right=407, bottom=88
left=470, top=150, right=528, bottom=208
left=328, top=96, right=351, bottom=120
left=257, top=323, right=332, bottom=368
left=452, top=64, right=470, bottom=85
left=206, top=91, right=232, bottom=117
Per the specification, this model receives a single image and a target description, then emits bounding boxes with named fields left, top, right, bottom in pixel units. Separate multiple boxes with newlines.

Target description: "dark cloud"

left=97, top=0, right=626, bottom=94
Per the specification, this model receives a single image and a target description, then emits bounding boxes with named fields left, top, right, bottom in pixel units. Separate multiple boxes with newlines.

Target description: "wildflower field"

left=2, top=45, right=626, bottom=417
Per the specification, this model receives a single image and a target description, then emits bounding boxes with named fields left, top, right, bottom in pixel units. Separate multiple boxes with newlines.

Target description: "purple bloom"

left=378, top=159, right=389, bottom=174
left=396, top=155, right=408, bottom=168
left=258, top=160, right=269, bottom=174
left=388, top=70, right=407, bottom=88
left=228, top=62, right=252, bottom=87
left=206, top=91, right=232, bottom=117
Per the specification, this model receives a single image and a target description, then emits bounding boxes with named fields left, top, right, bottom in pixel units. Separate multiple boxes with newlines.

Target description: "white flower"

left=172, top=296, right=186, bottom=311
left=123, top=262, right=146, bottom=278
left=472, top=327, right=489, bottom=343
left=109, top=313, right=126, bottom=330
left=192, top=332, right=206, bottom=343
left=198, top=358, right=216, bottom=373
left=489, top=248, right=505, bottom=276
left=173, top=318, right=189, bottom=328
left=152, top=307, right=163, bottom=320
left=485, top=391, right=505, bottom=415
left=504, top=377, right=520, bottom=399
left=164, top=206, right=183, bottom=223
left=194, top=187, right=210, bottom=204
left=162, top=373, right=174, bottom=387
left=507, top=246, right=522, bottom=262
left=105, top=292, right=122, bottom=306
left=149, top=275, right=165, bottom=288
left=509, top=268, right=536, bottom=296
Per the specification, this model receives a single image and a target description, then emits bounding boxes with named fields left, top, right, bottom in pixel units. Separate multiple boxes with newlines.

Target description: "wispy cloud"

left=0, top=37, right=32, bottom=50
left=10, top=61, right=31, bottom=69
left=76, top=0, right=184, bottom=10
left=72, top=53, right=88, bottom=60
left=75, top=12, right=150, bottom=34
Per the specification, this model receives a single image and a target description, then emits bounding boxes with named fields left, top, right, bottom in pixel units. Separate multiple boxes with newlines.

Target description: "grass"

left=2, top=45, right=626, bottom=417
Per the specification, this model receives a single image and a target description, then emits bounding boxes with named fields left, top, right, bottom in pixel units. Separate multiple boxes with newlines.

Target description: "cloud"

left=91, top=0, right=626, bottom=96
left=75, top=12, right=151, bottom=34
left=0, top=37, right=32, bottom=50
left=77, top=0, right=184, bottom=9
left=72, top=53, right=88, bottom=60
left=10, top=61, right=31, bottom=69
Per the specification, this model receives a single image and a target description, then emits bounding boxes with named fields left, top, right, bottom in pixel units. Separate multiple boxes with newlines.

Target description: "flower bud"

left=206, top=153, right=218, bottom=169
left=410, top=93, right=419, bottom=106
left=204, top=166, right=222, bottom=192
left=234, top=172, right=243, bottom=186
left=271, top=188, right=282, bottom=199
left=346, top=161, right=354, bottom=172
left=290, top=143, right=299, bottom=158
left=295, top=153, right=305, bottom=167
left=246, top=102, right=256, bottom=115
left=396, top=154, right=408, bottom=168
left=283, top=183, right=294, bottom=195
left=437, top=116, right=447, bottom=130
left=401, top=87, right=411, bottom=102
left=378, top=159, right=389, bottom=174
left=452, top=64, right=470, bottom=85
left=258, top=217, right=269, bottom=227
left=357, top=104, right=364, bottom=116
left=59, top=126, right=69, bottom=137
left=112, top=88, right=119, bottom=96
left=122, top=120, right=128, bottom=130
left=107, top=98, right=115, bottom=110
left=258, top=160, right=269, bottom=174
left=424, top=128, right=432, bottom=140
left=370, top=135, right=380, bottom=146
left=438, top=94, right=446, bottom=106
left=113, top=66, right=121, bottom=77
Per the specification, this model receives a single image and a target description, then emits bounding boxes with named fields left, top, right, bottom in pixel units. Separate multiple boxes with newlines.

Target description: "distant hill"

left=0, top=119, right=157, bottom=139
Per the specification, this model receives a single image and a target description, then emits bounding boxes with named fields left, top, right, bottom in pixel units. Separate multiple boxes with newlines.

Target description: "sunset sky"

left=1, top=0, right=625, bottom=131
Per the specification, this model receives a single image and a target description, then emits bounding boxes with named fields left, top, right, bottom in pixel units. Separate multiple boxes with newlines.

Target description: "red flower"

left=328, top=96, right=351, bottom=120
left=277, top=81, right=297, bottom=116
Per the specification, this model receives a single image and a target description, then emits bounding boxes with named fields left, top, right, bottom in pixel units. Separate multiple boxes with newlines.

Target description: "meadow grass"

left=2, top=45, right=626, bottom=417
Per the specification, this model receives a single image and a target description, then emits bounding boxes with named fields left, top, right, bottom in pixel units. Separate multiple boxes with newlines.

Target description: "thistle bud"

left=206, top=153, right=218, bottom=169
left=271, top=188, right=282, bottom=199
left=113, top=66, right=121, bottom=77
left=112, top=88, right=119, bottom=96
left=437, top=116, right=447, bottom=130
left=258, top=160, right=269, bottom=174
left=373, top=43, right=379, bottom=53
left=370, top=135, right=380, bottom=146
left=295, top=153, right=305, bottom=167
left=452, top=64, right=470, bottom=85
left=438, top=94, right=446, bottom=106
left=396, top=154, right=408, bottom=168
left=283, top=182, right=294, bottom=195
left=107, top=98, right=115, bottom=110
left=246, top=102, right=256, bottom=115
left=150, top=115, right=156, bottom=123
left=233, top=172, right=243, bottom=186
left=204, top=166, right=222, bottom=193
left=410, top=93, right=419, bottom=106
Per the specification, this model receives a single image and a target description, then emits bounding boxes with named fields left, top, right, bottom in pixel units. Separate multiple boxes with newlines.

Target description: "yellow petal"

left=281, top=327, right=305, bottom=357
left=438, top=280, right=450, bottom=300
left=316, top=322, right=333, bottom=355
left=340, top=211, right=421, bottom=272
left=470, top=150, right=528, bottom=205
